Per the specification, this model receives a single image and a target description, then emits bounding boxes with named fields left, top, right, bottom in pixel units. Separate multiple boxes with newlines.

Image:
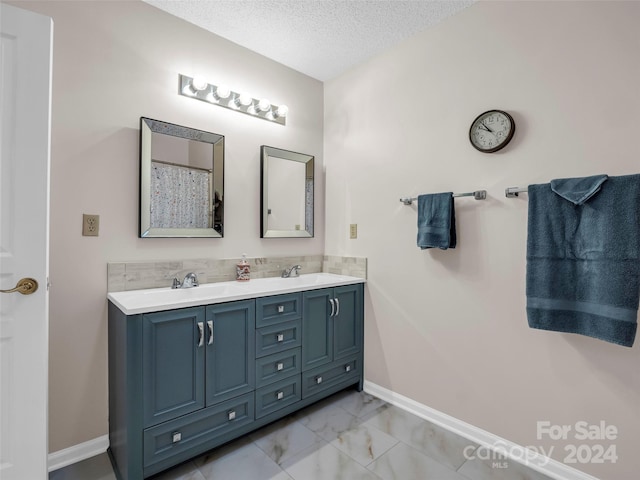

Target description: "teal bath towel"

left=526, top=174, right=640, bottom=347
left=417, top=193, right=456, bottom=250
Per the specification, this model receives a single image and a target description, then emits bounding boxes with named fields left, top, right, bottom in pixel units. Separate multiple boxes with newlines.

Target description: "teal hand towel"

left=526, top=173, right=640, bottom=347
left=417, top=193, right=456, bottom=250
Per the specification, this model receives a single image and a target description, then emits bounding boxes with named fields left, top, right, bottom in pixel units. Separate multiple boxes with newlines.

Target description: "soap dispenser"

left=236, top=254, right=250, bottom=281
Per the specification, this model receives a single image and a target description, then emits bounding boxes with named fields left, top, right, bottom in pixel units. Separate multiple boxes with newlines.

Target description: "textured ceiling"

left=143, top=0, right=475, bottom=81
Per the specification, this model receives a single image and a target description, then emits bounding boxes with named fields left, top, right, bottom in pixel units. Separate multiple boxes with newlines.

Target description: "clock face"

left=469, top=110, right=515, bottom=153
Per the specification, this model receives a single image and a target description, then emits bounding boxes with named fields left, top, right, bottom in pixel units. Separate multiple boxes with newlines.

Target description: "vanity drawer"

left=143, top=393, right=254, bottom=468
left=256, top=348, right=301, bottom=388
left=302, top=356, right=360, bottom=399
left=256, top=320, right=301, bottom=358
left=255, top=376, right=301, bottom=419
left=256, top=293, right=302, bottom=327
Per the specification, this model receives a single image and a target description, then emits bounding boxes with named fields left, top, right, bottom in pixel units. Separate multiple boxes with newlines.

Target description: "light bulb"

left=191, top=77, right=208, bottom=91
left=275, top=105, right=288, bottom=118
left=258, top=98, right=271, bottom=112
left=238, top=92, right=253, bottom=107
left=216, top=85, right=231, bottom=99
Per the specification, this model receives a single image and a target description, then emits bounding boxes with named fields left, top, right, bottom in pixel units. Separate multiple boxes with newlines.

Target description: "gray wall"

left=324, top=2, right=640, bottom=479
left=10, top=0, right=324, bottom=452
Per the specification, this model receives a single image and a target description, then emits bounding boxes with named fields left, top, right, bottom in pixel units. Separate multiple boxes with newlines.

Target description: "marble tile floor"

left=50, top=389, right=552, bottom=480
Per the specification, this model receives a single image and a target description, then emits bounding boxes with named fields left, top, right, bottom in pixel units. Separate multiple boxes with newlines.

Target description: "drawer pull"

left=276, top=362, right=284, bottom=371
left=277, top=305, right=285, bottom=313
left=335, top=298, right=340, bottom=317
left=228, top=410, right=236, bottom=421
left=315, top=376, right=323, bottom=384
left=329, top=298, right=335, bottom=317
left=345, top=365, right=351, bottom=373
left=276, top=333, right=284, bottom=342
left=276, top=391, right=284, bottom=400
left=172, top=432, right=182, bottom=443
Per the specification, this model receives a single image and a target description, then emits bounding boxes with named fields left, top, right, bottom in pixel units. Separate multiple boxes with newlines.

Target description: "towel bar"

left=505, top=186, right=528, bottom=198
left=399, top=190, right=486, bottom=205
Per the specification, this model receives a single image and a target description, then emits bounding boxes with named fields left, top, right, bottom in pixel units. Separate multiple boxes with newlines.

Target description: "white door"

left=0, top=3, right=52, bottom=479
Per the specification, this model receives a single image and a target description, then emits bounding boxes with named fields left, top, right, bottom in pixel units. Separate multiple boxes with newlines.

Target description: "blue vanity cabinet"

left=108, top=281, right=364, bottom=480
left=301, top=284, right=364, bottom=398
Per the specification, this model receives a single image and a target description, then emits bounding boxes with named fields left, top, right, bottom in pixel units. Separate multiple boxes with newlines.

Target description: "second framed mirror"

left=260, top=146, right=314, bottom=238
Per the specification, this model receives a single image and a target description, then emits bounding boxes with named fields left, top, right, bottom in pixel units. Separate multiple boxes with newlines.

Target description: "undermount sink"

left=108, top=272, right=365, bottom=315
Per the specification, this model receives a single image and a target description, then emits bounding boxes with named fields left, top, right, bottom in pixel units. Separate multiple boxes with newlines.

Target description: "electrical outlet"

left=83, top=214, right=100, bottom=236
left=350, top=224, right=357, bottom=239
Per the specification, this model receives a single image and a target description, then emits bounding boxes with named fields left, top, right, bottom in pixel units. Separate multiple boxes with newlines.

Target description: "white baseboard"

left=48, top=434, right=109, bottom=472
left=363, top=381, right=600, bottom=480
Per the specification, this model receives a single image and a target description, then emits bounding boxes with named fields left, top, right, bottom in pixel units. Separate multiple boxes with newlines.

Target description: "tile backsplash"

left=322, top=255, right=367, bottom=278
left=108, top=255, right=366, bottom=292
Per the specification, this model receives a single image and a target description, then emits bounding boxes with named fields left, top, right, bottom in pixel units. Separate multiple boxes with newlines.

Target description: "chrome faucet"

left=281, top=265, right=302, bottom=278
left=172, top=272, right=199, bottom=289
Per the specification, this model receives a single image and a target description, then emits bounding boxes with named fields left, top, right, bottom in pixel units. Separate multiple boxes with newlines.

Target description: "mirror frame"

left=260, top=145, right=314, bottom=238
left=139, top=117, right=225, bottom=238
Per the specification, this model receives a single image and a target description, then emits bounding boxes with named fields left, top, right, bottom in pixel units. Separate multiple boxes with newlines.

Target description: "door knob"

left=0, top=278, right=38, bottom=295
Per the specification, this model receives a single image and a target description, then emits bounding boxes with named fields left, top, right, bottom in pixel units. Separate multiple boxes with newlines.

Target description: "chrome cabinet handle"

left=172, top=432, right=182, bottom=443
left=228, top=410, right=236, bottom=421
left=197, top=322, right=204, bottom=347
left=276, top=333, right=284, bottom=342
left=207, top=320, right=214, bottom=345
left=277, top=305, right=284, bottom=313
left=329, top=298, right=335, bottom=317
left=315, top=376, right=323, bottom=384
left=334, top=298, right=340, bottom=317
left=276, top=391, right=284, bottom=400
left=276, top=362, right=284, bottom=371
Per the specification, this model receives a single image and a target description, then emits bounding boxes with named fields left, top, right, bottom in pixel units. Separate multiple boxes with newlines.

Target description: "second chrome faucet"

left=281, top=265, right=302, bottom=278
left=172, top=272, right=199, bottom=289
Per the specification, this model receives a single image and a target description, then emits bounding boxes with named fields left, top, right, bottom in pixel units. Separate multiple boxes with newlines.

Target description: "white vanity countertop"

left=108, top=273, right=366, bottom=315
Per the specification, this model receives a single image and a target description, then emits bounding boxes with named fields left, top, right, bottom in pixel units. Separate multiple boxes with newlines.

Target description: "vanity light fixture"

left=179, top=74, right=287, bottom=126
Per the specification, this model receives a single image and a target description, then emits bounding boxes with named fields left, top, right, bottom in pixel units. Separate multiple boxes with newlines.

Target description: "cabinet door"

left=142, top=307, right=205, bottom=427
left=333, top=285, right=363, bottom=361
left=205, top=300, right=255, bottom=406
left=302, top=289, right=333, bottom=370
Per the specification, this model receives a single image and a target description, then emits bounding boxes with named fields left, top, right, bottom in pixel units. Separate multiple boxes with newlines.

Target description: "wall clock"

left=469, top=110, right=515, bottom=153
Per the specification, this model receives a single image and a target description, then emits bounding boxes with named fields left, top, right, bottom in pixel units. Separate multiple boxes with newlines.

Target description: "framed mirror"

left=140, top=117, right=224, bottom=238
left=261, top=146, right=314, bottom=238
